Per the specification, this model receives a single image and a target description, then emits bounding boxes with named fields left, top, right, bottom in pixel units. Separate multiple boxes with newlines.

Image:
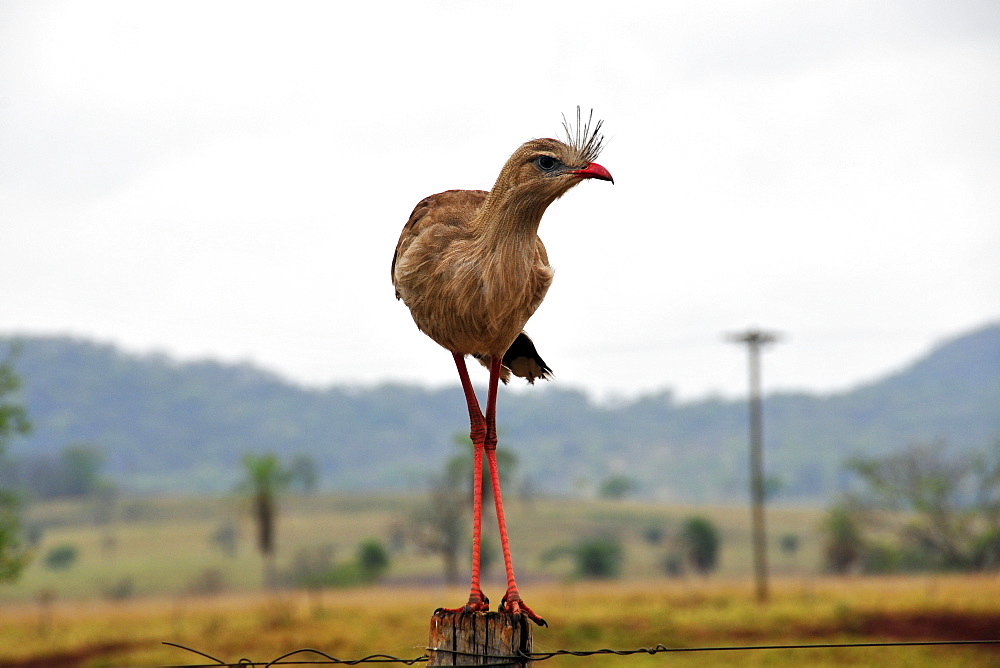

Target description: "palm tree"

left=241, top=453, right=289, bottom=589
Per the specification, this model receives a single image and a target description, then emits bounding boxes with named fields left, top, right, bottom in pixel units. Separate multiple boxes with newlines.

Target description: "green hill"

left=1, top=323, right=998, bottom=500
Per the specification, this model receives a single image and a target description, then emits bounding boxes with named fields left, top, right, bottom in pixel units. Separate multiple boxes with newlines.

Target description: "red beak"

left=570, top=162, right=614, bottom=183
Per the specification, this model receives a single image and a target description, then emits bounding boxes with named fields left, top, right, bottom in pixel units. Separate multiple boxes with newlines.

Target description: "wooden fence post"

left=428, top=610, right=533, bottom=666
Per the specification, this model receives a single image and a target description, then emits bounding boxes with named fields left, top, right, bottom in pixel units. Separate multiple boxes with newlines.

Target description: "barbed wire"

left=162, top=638, right=1000, bottom=667
left=162, top=642, right=429, bottom=666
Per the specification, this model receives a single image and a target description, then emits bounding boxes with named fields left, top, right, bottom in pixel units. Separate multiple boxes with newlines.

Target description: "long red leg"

left=437, top=353, right=488, bottom=613
left=483, top=357, right=546, bottom=626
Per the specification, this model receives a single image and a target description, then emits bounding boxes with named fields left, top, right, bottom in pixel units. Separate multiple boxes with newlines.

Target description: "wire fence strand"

left=162, top=638, right=1000, bottom=667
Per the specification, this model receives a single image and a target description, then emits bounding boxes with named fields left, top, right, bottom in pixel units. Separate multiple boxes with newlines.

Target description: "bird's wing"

left=391, top=189, right=489, bottom=298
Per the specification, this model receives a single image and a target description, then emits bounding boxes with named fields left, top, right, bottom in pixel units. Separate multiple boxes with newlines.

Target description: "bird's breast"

left=396, top=240, right=553, bottom=357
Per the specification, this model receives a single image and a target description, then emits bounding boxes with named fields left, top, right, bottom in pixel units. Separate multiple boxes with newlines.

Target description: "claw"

left=500, top=592, right=547, bottom=627
left=437, top=589, right=490, bottom=615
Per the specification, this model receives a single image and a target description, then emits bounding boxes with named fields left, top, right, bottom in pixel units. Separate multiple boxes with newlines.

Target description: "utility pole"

left=727, top=328, right=781, bottom=604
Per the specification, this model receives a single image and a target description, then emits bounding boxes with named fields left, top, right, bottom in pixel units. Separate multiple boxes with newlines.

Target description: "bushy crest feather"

left=561, top=106, right=606, bottom=164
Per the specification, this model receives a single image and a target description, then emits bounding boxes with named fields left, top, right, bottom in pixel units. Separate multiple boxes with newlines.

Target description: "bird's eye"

left=535, top=156, right=560, bottom=172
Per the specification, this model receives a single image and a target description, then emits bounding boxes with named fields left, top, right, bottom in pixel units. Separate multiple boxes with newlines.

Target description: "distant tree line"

left=0, top=443, right=108, bottom=499
left=2, top=325, right=997, bottom=500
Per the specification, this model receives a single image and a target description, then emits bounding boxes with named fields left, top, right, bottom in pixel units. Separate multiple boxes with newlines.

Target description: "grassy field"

left=2, top=492, right=829, bottom=600
left=1, top=494, right=998, bottom=666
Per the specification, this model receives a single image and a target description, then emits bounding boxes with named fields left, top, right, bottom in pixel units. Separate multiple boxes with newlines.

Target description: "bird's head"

left=491, top=108, right=613, bottom=213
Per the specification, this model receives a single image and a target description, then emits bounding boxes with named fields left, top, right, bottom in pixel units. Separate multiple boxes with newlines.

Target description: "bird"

left=391, top=108, right=613, bottom=626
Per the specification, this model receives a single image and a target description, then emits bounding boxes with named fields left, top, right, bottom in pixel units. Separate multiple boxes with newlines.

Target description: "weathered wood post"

left=428, top=610, right=533, bottom=666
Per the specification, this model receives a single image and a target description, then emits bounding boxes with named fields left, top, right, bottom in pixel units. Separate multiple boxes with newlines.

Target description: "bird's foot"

left=500, top=591, right=547, bottom=627
left=436, top=589, right=490, bottom=615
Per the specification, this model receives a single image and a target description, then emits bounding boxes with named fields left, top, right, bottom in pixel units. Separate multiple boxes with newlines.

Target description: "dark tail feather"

left=502, top=332, right=552, bottom=385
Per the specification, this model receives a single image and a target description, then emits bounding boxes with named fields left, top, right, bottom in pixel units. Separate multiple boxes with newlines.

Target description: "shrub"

left=573, top=536, right=623, bottom=579
left=681, top=516, right=720, bottom=575
left=43, top=544, right=79, bottom=570
left=779, top=533, right=800, bottom=556
left=357, top=539, right=390, bottom=582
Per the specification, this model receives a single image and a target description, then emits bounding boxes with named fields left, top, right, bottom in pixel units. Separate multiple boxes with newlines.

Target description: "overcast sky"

left=2, top=1, right=998, bottom=401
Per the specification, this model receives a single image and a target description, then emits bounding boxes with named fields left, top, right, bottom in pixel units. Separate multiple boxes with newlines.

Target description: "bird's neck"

left=471, top=175, right=550, bottom=251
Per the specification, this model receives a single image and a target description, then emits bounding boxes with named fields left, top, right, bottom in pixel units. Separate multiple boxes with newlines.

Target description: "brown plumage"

left=392, top=186, right=553, bottom=383
left=391, top=109, right=612, bottom=625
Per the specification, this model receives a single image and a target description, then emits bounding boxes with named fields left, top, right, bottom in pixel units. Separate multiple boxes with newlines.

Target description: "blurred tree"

left=0, top=349, right=30, bottom=449
left=845, top=441, right=1000, bottom=571
left=680, top=516, right=720, bottom=575
left=60, top=444, right=105, bottom=497
left=1, top=444, right=110, bottom=499
left=288, top=453, right=320, bottom=494
left=288, top=543, right=338, bottom=589
left=241, top=453, right=290, bottom=589
left=410, top=469, right=466, bottom=584
left=409, top=434, right=517, bottom=584
left=0, top=491, right=28, bottom=583
left=572, top=535, right=623, bottom=579
left=823, top=504, right=863, bottom=574
left=357, top=538, right=390, bottom=582
left=0, top=348, right=31, bottom=582
left=598, top=474, right=637, bottom=500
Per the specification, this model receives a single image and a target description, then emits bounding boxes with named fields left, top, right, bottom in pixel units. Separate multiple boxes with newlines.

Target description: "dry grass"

left=1, top=575, right=998, bottom=667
